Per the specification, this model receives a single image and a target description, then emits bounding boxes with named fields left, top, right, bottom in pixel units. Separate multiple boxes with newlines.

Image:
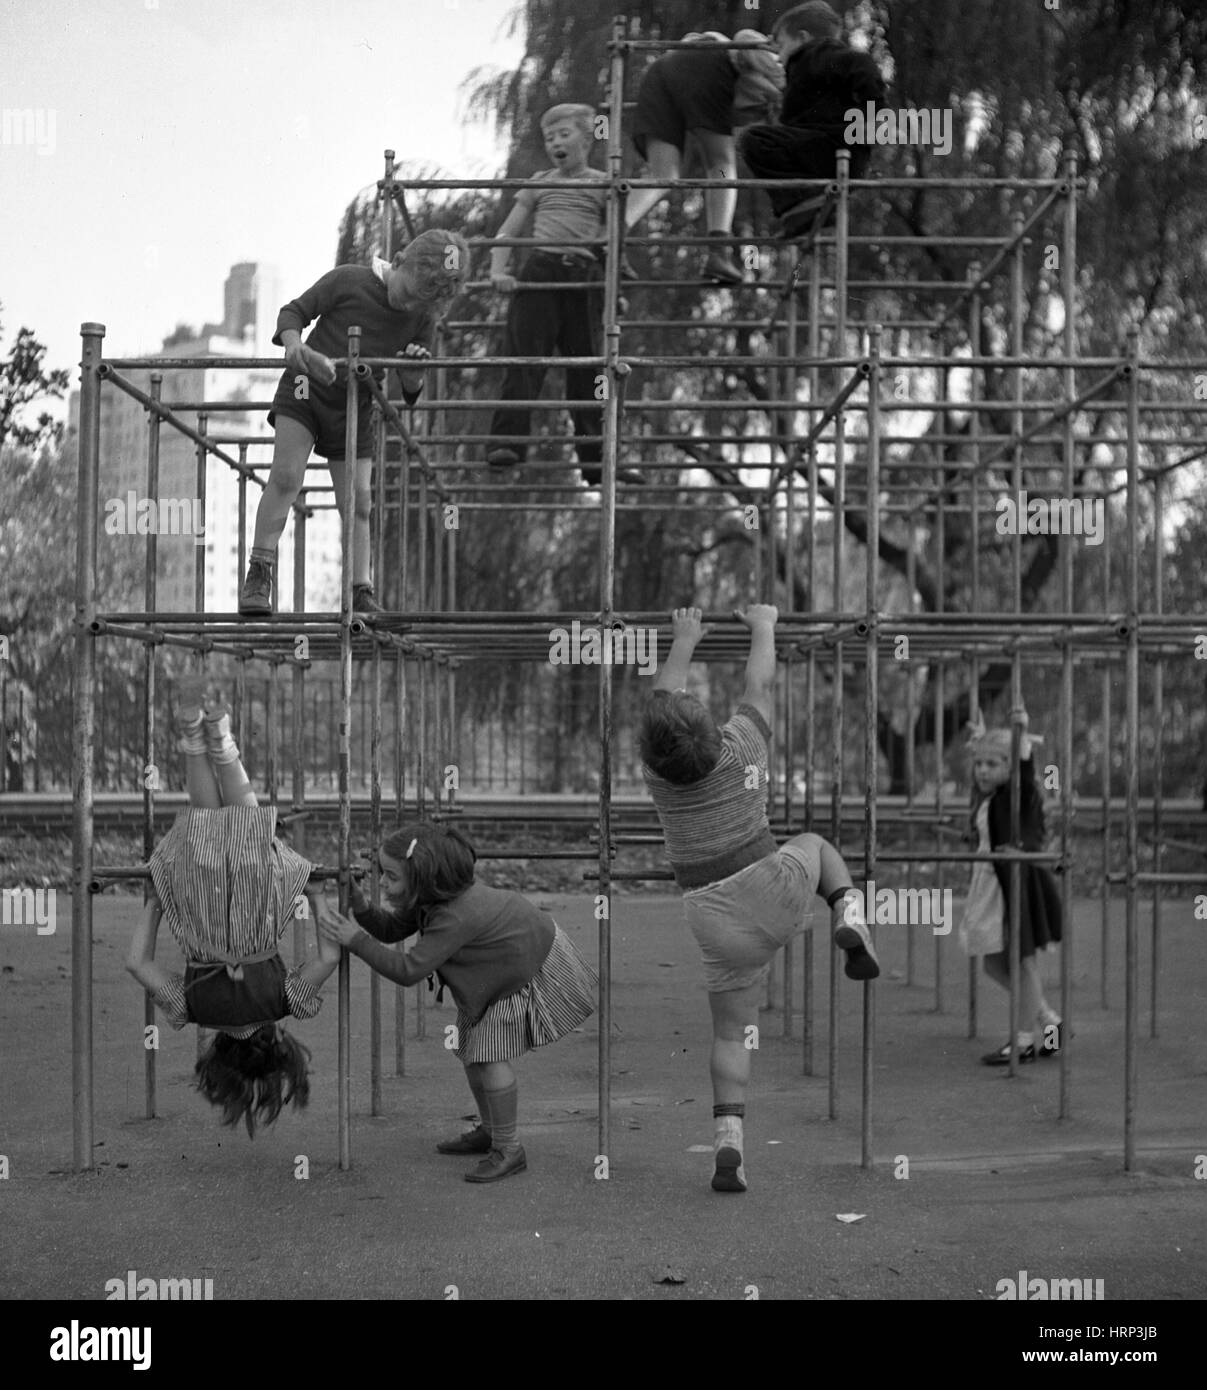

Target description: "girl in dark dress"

left=957, top=713, right=1063, bottom=1065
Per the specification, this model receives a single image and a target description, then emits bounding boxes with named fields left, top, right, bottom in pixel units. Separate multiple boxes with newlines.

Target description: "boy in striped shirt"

left=639, top=604, right=878, bottom=1193
left=487, top=103, right=610, bottom=486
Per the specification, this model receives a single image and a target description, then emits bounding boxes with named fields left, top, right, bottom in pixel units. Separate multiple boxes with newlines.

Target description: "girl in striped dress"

left=126, top=681, right=339, bottom=1135
left=316, top=823, right=597, bottom=1183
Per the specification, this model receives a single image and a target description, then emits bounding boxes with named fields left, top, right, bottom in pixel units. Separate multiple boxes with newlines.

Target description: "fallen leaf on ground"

left=836, top=1213, right=866, bottom=1224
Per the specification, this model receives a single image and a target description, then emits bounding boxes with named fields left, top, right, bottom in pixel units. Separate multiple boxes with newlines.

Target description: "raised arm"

left=653, top=607, right=709, bottom=693
left=126, top=893, right=174, bottom=997
left=735, top=603, right=778, bottom=724
left=295, top=890, right=341, bottom=992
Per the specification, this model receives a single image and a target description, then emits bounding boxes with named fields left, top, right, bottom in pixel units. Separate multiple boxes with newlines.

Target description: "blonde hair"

left=398, top=229, right=471, bottom=303
left=540, top=103, right=596, bottom=138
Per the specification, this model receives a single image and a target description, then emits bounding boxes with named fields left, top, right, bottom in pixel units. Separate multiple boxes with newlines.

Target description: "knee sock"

left=466, top=1072, right=492, bottom=1137
left=203, top=708, right=239, bottom=763
left=714, top=1102, right=745, bottom=1150
left=481, top=1081, right=520, bottom=1154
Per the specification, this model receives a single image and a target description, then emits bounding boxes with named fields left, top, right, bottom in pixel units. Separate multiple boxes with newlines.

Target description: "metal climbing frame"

left=70, top=17, right=1206, bottom=1175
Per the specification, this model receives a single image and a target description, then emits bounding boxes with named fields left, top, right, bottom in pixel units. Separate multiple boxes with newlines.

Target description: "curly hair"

left=381, top=821, right=477, bottom=917
left=194, top=1025, right=311, bottom=1138
left=638, top=690, right=723, bottom=785
left=398, top=228, right=472, bottom=305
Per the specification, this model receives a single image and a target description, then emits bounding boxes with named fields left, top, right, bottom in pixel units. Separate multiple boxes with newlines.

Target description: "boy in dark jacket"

left=739, top=1, right=886, bottom=234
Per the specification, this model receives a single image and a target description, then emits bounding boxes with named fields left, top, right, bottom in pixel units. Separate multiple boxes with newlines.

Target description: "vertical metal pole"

left=861, top=327, right=881, bottom=1170
left=394, top=646, right=406, bottom=1075
left=597, top=14, right=626, bottom=1168
left=904, top=515, right=917, bottom=987
left=1058, top=151, right=1078, bottom=1115
left=1006, top=212, right=1025, bottom=1079
left=1123, top=328, right=1140, bottom=1171
left=827, top=155, right=850, bottom=1120
left=1149, top=473, right=1163, bottom=1039
left=415, top=470, right=428, bottom=1041
left=337, top=324, right=361, bottom=1170
left=802, top=248, right=821, bottom=1078
left=967, top=277, right=983, bottom=1038
left=143, top=373, right=162, bottom=1118
left=291, top=504, right=308, bottom=965
left=370, top=411, right=386, bottom=1114
left=1100, top=541, right=1112, bottom=1010
left=73, top=322, right=105, bottom=1172
left=194, top=414, right=207, bottom=614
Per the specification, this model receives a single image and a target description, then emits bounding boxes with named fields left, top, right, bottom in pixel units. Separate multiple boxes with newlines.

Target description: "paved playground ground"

left=1, top=889, right=1203, bottom=1304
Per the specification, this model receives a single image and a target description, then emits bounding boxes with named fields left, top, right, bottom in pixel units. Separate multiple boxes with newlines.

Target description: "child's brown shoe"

left=464, top=1146, right=527, bottom=1182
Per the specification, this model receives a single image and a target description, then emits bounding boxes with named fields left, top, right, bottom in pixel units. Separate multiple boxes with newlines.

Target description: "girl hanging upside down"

left=126, top=676, right=339, bottom=1136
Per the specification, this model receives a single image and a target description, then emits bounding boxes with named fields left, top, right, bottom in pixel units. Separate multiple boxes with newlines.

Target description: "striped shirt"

left=148, top=806, right=319, bottom=1036
left=515, top=168, right=607, bottom=258
left=642, top=704, right=777, bottom=889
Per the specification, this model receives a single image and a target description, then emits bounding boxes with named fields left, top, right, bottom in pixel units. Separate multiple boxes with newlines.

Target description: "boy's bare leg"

left=694, top=129, right=738, bottom=232
left=707, top=982, right=761, bottom=1193
left=327, top=454, right=374, bottom=589
left=624, top=137, right=681, bottom=227
left=250, top=415, right=315, bottom=555
left=783, top=831, right=880, bottom=979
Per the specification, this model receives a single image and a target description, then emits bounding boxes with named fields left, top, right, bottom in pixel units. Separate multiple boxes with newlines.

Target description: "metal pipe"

left=72, top=322, right=105, bottom=1172
left=142, top=373, right=161, bottom=1120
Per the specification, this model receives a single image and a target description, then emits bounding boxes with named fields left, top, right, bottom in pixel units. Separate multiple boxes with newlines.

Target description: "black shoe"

left=711, top=1143, right=747, bottom=1193
left=464, top=1146, right=527, bottom=1182
left=352, top=583, right=382, bottom=613
left=487, top=447, right=521, bottom=468
left=832, top=912, right=882, bottom=981
left=982, top=1039, right=1037, bottom=1066
left=238, top=559, right=273, bottom=615
left=703, top=249, right=744, bottom=285
left=436, top=1124, right=492, bottom=1155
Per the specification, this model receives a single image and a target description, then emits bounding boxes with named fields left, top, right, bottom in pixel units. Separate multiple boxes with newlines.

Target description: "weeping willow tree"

left=452, top=0, right=1207, bottom=794
left=327, top=0, right=1207, bottom=795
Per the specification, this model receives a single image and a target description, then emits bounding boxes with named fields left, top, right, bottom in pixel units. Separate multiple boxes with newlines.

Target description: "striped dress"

left=148, top=806, right=321, bottom=1036
left=455, top=924, right=597, bottom=1064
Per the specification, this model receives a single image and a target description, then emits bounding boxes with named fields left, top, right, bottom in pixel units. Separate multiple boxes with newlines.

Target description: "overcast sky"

left=0, top=0, right=522, bottom=382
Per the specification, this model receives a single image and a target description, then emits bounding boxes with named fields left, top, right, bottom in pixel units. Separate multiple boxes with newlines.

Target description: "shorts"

left=268, top=367, right=376, bottom=461
left=681, top=837, right=821, bottom=992
left=632, top=47, right=738, bottom=160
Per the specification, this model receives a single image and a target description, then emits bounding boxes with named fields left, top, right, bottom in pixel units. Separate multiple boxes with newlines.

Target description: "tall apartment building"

left=71, top=262, right=342, bottom=613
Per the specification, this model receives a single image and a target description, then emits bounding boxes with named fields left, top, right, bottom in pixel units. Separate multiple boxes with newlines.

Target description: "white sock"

left=715, top=1116, right=743, bottom=1151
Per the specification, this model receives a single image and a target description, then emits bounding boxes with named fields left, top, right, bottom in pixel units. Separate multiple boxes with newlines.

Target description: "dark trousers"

left=740, top=123, right=871, bottom=217
left=490, top=252, right=603, bottom=464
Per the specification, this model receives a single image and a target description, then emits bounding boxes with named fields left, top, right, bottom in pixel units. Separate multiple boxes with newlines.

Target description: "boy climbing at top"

left=239, top=229, right=470, bottom=615
left=740, top=2, right=886, bottom=236
left=627, top=28, right=784, bottom=284
left=487, top=103, right=611, bottom=487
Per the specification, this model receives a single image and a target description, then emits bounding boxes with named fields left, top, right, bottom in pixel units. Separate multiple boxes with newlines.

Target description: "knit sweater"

left=273, top=265, right=437, bottom=384
left=350, top=881, right=555, bottom=1023
left=781, top=37, right=885, bottom=131
left=642, top=703, right=777, bottom=889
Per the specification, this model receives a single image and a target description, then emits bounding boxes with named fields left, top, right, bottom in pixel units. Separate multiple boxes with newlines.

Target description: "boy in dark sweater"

left=739, top=1, right=886, bottom=234
left=239, top=229, right=470, bottom=615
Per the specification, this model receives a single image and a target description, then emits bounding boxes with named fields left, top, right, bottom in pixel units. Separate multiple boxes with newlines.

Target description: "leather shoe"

left=464, top=1146, right=527, bottom=1182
